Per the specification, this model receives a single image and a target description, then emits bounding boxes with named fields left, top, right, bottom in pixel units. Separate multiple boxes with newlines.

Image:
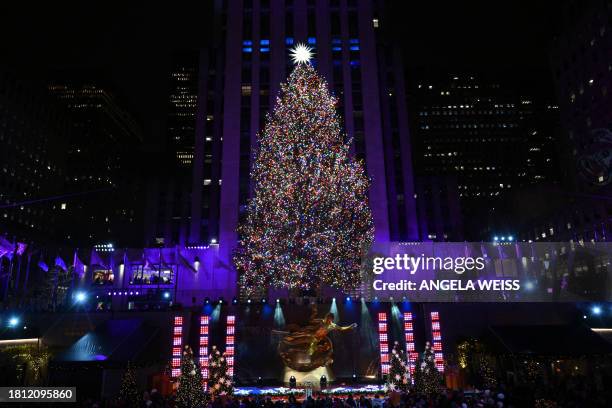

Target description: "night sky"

left=1, top=1, right=560, bottom=143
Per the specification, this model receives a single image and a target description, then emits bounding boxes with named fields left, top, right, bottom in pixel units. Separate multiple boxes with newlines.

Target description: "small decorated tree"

left=119, top=361, right=140, bottom=407
left=414, top=341, right=442, bottom=396
left=208, top=345, right=234, bottom=396
left=386, top=341, right=410, bottom=392
left=176, top=345, right=206, bottom=408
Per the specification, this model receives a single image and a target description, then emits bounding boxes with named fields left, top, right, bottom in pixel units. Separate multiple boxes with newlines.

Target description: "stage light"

left=493, top=236, right=499, bottom=241
left=261, top=298, right=267, bottom=303
left=218, top=298, right=223, bottom=304
left=508, top=235, right=514, bottom=241
left=501, top=236, right=506, bottom=241
left=194, top=256, right=200, bottom=271
left=210, top=238, right=217, bottom=244
left=163, top=292, right=171, bottom=299
left=525, top=281, right=535, bottom=290
left=8, top=317, right=19, bottom=327
left=592, top=305, right=602, bottom=315
left=274, top=301, right=286, bottom=328
left=247, top=299, right=252, bottom=304
left=205, top=298, right=210, bottom=304
left=583, top=315, right=587, bottom=319
left=232, top=297, right=238, bottom=304
left=346, top=296, right=351, bottom=302
left=75, top=291, right=87, bottom=303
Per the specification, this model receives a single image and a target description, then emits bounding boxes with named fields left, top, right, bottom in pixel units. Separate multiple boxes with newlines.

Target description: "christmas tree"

left=118, top=361, right=140, bottom=407
left=176, top=345, right=206, bottom=408
left=208, top=345, right=233, bottom=396
left=234, top=44, right=374, bottom=294
left=414, top=341, right=442, bottom=396
left=386, top=341, right=410, bottom=393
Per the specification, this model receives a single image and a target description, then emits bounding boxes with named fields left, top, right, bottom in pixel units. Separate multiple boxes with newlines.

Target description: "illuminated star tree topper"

left=289, top=43, right=314, bottom=65
left=234, top=53, right=374, bottom=295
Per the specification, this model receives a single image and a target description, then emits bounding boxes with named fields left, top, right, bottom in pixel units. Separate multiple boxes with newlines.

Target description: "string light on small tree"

left=176, top=345, right=206, bottom=408
left=208, top=345, right=234, bottom=396
left=118, top=361, right=139, bottom=407
left=414, top=341, right=442, bottom=396
left=386, top=341, right=410, bottom=393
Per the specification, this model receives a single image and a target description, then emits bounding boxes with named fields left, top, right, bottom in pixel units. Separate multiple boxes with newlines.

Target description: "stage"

left=234, top=384, right=386, bottom=397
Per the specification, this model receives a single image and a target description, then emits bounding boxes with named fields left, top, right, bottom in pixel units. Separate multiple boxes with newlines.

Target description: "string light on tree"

left=176, top=345, right=206, bottom=408
left=234, top=44, right=374, bottom=295
left=386, top=341, right=410, bottom=393
left=208, top=345, right=234, bottom=396
left=414, top=341, right=442, bottom=396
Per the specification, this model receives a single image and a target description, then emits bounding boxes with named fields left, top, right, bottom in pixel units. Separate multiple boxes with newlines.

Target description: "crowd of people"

left=79, top=379, right=610, bottom=408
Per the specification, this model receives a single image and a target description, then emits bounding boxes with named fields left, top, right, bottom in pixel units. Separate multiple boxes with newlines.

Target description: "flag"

left=73, top=251, right=86, bottom=279
left=178, top=252, right=198, bottom=274
left=0, top=236, right=15, bottom=259
left=38, top=259, right=49, bottom=272
left=16, top=242, right=27, bottom=256
left=90, top=251, right=108, bottom=269
left=55, top=256, right=67, bottom=271
left=0, top=236, right=13, bottom=252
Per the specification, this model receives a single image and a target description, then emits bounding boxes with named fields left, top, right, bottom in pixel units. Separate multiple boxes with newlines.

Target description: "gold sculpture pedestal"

left=283, top=365, right=334, bottom=385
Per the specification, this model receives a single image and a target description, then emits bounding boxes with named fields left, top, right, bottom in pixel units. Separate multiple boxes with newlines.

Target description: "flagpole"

left=22, top=253, right=31, bottom=306
left=3, top=237, right=15, bottom=301
left=15, top=250, right=22, bottom=293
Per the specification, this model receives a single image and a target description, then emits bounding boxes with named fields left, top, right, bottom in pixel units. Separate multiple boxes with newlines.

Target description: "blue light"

left=332, top=46, right=342, bottom=52
left=331, top=38, right=342, bottom=44
left=8, top=317, right=19, bottom=327
left=592, top=305, right=602, bottom=315
left=75, top=291, right=87, bottom=303
left=501, top=236, right=506, bottom=241
left=493, top=236, right=499, bottom=241
left=260, top=47, right=270, bottom=53
left=346, top=296, right=351, bottom=302
left=285, top=37, right=294, bottom=45
left=243, top=40, right=253, bottom=46
left=349, top=45, right=360, bottom=51
left=242, top=47, right=253, bottom=53
left=507, top=235, right=514, bottom=241
left=163, top=292, right=171, bottom=299
left=260, top=39, right=270, bottom=45
left=307, top=37, right=317, bottom=44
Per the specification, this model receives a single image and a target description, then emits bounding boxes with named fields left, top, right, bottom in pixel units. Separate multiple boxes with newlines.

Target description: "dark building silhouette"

left=408, top=73, right=560, bottom=240
left=47, top=79, right=144, bottom=247
left=0, top=71, right=67, bottom=243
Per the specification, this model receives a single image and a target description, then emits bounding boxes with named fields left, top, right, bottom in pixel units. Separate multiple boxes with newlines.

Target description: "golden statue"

left=276, top=305, right=357, bottom=372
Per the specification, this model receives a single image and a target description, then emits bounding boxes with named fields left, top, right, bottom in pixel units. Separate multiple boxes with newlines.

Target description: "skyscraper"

left=518, top=0, right=612, bottom=243
left=0, top=71, right=67, bottom=244
left=48, top=79, right=144, bottom=247
left=149, top=0, right=421, bottom=264
left=409, top=73, right=559, bottom=239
